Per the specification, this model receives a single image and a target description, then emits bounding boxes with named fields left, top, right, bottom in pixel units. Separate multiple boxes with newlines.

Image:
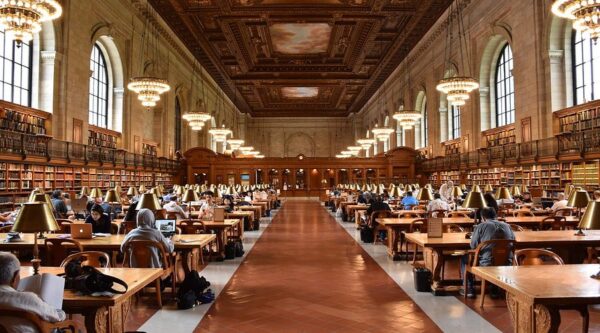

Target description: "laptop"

left=156, top=219, right=176, bottom=237
left=71, top=223, right=93, bottom=239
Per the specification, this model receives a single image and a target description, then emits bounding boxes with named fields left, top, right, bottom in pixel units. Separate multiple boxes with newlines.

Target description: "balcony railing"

left=0, top=129, right=180, bottom=172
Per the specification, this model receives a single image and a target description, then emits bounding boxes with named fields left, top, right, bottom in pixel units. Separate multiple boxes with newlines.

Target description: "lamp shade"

left=150, top=187, right=163, bottom=198
left=176, top=187, right=184, bottom=196
left=519, top=185, right=529, bottom=194
left=567, top=189, right=590, bottom=209
left=460, top=184, right=467, bottom=191
left=89, top=188, right=103, bottom=199
left=182, top=189, right=199, bottom=202
left=484, top=184, right=494, bottom=193
left=135, top=193, right=162, bottom=211
left=127, top=186, right=138, bottom=196
left=28, top=190, right=44, bottom=203
left=390, top=186, right=403, bottom=198
left=496, top=187, right=512, bottom=200
left=579, top=201, right=600, bottom=230
left=29, top=193, right=52, bottom=207
left=451, top=186, right=463, bottom=197
left=472, top=185, right=482, bottom=193
left=463, top=191, right=488, bottom=209
left=564, top=184, right=574, bottom=198
left=104, top=189, right=120, bottom=203
left=416, top=187, right=433, bottom=201
left=114, top=185, right=122, bottom=194
left=12, top=202, right=59, bottom=233
left=80, top=186, right=90, bottom=197
left=139, top=185, right=147, bottom=193
left=510, top=185, right=521, bottom=197
left=425, top=184, right=433, bottom=190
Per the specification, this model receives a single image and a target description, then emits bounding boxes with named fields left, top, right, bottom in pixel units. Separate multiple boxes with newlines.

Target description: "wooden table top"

left=503, top=216, right=579, bottom=224
left=377, top=217, right=475, bottom=226
left=20, top=266, right=162, bottom=307
left=0, top=233, right=216, bottom=250
left=226, top=211, right=254, bottom=217
left=392, top=210, right=428, bottom=216
left=471, top=264, right=600, bottom=305
left=196, top=219, right=240, bottom=228
left=405, top=230, right=600, bottom=248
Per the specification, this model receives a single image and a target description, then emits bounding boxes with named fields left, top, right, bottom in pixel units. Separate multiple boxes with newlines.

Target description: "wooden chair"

left=117, top=220, right=137, bottom=235
left=464, top=239, right=516, bottom=308
left=509, top=224, right=525, bottom=232
left=405, top=218, right=428, bottom=264
left=447, top=211, right=470, bottom=218
left=369, top=210, right=393, bottom=244
left=166, top=212, right=179, bottom=220
left=513, top=249, right=588, bottom=332
left=513, top=209, right=534, bottom=217
left=122, top=240, right=176, bottom=308
left=56, top=219, right=73, bottom=234
left=399, top=211, right=423, bottom=218
left=0, top=308, right=84, bottom=333
left=554, top=208, right=574, bottom=217
left=540, top=216, right=569, bottom=230
left=428, top=209, right=447, bottom=218
left=60, top=251, right=111, bottom=268
left=0, top=225, right=12, bottom=233
left=413, top=205, right=427, bottom=211
left=44, top=238, right=83, bottom=266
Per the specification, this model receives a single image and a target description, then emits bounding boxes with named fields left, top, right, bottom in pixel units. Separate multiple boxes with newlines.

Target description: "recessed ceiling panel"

left=269, top=23, right=332, bottom=55
left=281, top=87, right=319, bottom=98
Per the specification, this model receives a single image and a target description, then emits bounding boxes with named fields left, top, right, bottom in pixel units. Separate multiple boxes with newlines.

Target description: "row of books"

left=88, top=130, right=118, bottom=149
left=0, top=108, right=47, bottom=135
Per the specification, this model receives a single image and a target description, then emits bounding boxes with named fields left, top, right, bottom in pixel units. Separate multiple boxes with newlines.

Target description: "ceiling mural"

left=149, top=0, right=453, bottom=117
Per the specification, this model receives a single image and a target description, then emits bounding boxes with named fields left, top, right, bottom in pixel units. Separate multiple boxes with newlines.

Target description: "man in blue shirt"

left=401, top=191, right=419, bottom=209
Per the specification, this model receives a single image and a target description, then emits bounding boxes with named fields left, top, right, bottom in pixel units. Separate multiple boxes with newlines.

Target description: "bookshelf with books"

left=142, top=142, right=158, bottom=157
left=88, top=125, right=120, bottom=149
left=482, top=125, right=516, bottom=148
left=572, top=161, right=599, bottom=190
left=0, top=101, right=50, bottom=135
left=554, top=100, right=600, bottom=153
left=443, top=139, right=461, bottom=156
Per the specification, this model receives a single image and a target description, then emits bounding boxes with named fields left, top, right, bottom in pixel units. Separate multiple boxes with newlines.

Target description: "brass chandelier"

left=228, top=139, right=244, bottom=150
left=183, top=62, right=211, bottom=131
left=552, top=0, right=600, bottom=39
left=371, top=124, right=394, bottom=141
left=0, top=0, right=62, bottom=44
left=356, top=138, right=376, bottom=150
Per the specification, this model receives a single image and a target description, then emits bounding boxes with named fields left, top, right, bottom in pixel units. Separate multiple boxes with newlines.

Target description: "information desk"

left=20, top=266, right=162, bottom=333
left=471, top=265, right=600, bottom=333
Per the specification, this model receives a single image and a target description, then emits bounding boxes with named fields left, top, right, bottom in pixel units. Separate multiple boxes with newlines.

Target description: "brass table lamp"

left=89, top=188, right=103, bottom=199
left=138, top=185, right=147, bottom=193
left=578, top=201, right=600, bottom=237
left=182, top=189, right=199, bottom=203
left=416, top=187, right=433, bottom=201
left=484, top=184, right=494, bottom=193
left=136, top=193, right=162, bottom=211
left=463, top=191, right=488, bottom=223
left=496, top=187, right=512, bottom=201
left=12, top=202, right=60, bottom=275
left=79, top=186, right=90, bottom=198
left=472, top=185, right=482, bottom=193
left=568, top=188, right=590, bottom=220
left=127, top=186, right=139, bottom=197
left=510, top=185, right=521, bottom=197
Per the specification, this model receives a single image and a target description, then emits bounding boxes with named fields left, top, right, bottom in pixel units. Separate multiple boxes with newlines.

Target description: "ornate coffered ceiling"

left=149, top=0, right=452, bottom=117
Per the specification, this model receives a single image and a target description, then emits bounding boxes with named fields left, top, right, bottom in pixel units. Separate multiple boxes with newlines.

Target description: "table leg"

left=430, top=248, right=446, bottom=295
left=214, top=229, right=225, bottom=261
left=506, top=293, right=559, bottom=333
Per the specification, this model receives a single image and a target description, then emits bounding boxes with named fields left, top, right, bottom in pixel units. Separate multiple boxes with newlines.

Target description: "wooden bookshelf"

left=482, top=125, right=516, bottom=148
left=554, top=100, right=600, bottom=153
left=572, top=161, right=599, bottom=189
left=142, top=141, right=158, bottom=157
left=88, top=125, right=120, bottom=149
left=0, top=101, right=50, bottom=135
left=443, top=138, right=461, bottom=156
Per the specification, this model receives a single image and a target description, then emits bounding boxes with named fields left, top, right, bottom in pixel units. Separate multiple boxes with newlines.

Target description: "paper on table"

left=18, top=273, right=65, bottom=309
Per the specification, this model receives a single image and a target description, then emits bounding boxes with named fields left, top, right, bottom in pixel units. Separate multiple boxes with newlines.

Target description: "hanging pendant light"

left=436, top=77, right=479, bottom=106
left=0, top=0, right=62, bottom=44
left=128, top=77, right=170, bottom=108
left=228, top=139, right=244, bottom=150
left=336, top=154, right=351, bottom=158
left=552, top=1, right=600, bottom=40
left=371, top=124, right=394, bottom=141
left=357, top=138, right=376, bottom=150
left=393, top=109, right=422, bottom=129
left=183, top=64, right=211, bottom=130
left=209, top=124, right=232, bottom=142
left=347, top=146, right=362, bottom=153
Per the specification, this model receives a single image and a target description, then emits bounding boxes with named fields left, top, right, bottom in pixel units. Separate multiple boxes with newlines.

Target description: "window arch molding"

left=90, top=26, right=124, bottom=132
left=479, top=27, right=513, bottom=131
left=414, top=90, right=427, bottom=149
left=439, top=65, right=458, bottom=142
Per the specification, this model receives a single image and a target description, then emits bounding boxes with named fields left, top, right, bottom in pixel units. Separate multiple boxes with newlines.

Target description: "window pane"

left=573, top=30, right=600, bottom=105
left=0, top=30, right=32, bottom=106
left=88, top=44, right=110, bottom=129
left=494, top=44, right=515, bottom=127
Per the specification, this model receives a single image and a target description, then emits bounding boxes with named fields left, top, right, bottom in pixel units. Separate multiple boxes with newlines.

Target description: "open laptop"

left=156, top=219, right=176, bottom=237
left=71, top=223, right=93, bottom=239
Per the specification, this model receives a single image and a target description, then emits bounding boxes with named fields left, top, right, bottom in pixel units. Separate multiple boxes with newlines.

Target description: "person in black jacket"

left=365, top=195, right=392, bottom=240
left=85, top=204, right=111, bottom=233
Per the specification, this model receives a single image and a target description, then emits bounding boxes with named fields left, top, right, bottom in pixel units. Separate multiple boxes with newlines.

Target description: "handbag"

left=64, top=262, right=128, bottom=295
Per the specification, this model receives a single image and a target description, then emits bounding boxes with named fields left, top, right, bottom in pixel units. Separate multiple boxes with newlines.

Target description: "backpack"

left=177, top=270, right=210, bottom=309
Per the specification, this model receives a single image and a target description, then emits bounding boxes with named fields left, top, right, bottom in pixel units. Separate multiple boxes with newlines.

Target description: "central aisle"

left=195, top=200, right=441, bottom=333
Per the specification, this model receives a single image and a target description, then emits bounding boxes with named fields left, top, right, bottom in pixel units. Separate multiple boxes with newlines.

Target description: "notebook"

left=71, top=223, right=93, bottom=239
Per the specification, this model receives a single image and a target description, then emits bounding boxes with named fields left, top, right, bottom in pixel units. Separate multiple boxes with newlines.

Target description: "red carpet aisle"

left=195, top=200, right=441, bottom=333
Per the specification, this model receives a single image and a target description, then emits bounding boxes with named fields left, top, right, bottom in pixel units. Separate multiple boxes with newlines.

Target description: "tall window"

left=175, top=97, right=182, bottom=152
left=89, top=44, right=109, bottom=128
left=0, top=30, right=33, bottom=106
left=423, top=100, right=428, bottom=147
left=495, top=44, right=515, bottom=126
left=451, top=105, right=461, bottom=139
left=573, top=30, right=600, bottom=105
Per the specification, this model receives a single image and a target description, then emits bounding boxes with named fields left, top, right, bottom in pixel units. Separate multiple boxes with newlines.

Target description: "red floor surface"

left=194, top=200, right=442, bottom=333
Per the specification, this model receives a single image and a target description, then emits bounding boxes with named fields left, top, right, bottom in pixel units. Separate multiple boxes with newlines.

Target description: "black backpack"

left=177, top=270, right=210, bottom=309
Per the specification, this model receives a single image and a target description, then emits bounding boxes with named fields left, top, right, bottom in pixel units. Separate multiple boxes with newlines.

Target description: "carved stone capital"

left=549, top=49, right=564, bottom=65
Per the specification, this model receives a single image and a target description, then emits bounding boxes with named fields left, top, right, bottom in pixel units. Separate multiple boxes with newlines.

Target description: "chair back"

left=122, top=239, right=170, bottom=269
left=409, top=218, right=428, bottom=233
left=44, top=238, right=83, bottom=266
left=179, top=219, right=206, bottom=234
left=399, top=211, right=423, bottom=218
left=428, top=209, right=447, bottom=218
left=368, top=210, right=392, bottom=226
left=445, top=223, right=464, bottom=233
left=155, top=209, right=167, bottom=219
left=540, top=216, right=568, bottom=230
left=472, top=239, right=516, bottom=267
left=0, top=225, right=12, bottom=233
left=447, top=211, right=470, bottom=218
left=509, top=224, right=524, bottom=232
left=118, top=220, right=137, bottom=234
left=554, top=208, right=574, bottom=217
left=513, top=209, right=534, bottom=217
left=514, top=248, right=564, bottom=266
left=166, top=212, right=179, bottom=220
left=60, top=251, right=111, bottom=268
left=0, top=308, right=82, bottom=333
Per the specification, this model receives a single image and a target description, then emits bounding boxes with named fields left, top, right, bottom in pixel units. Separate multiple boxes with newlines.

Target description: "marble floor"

left=130, top=199, right=600, bottom=333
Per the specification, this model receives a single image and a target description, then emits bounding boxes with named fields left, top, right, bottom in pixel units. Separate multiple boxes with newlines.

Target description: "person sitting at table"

left=401, top=191, right=419, bottom=210
left=594, top=190, right=600, bottom=201
left=549, top=193, right=570, bottom=215
left=199, top=195, right=215, bottom=220
left=86, top=196, right=113, bottom=221
left=0, top=212, right=12, bottom=223
left=121, top=209, right=174, bottom=269
left=460, top=207, right=515, bottom=298
left=85, top=204, right=111, bottom=234
left=162, top=196, right=187, bottom=219
left=162, top=189, right=174, bottom=203
left=427, top=193, right=450, bottom=212
left=497, top=195, right=515, bottom=206
left=439, top=180, right=454, bottom=202
left=51, top=190, right=68, bottom=219
left=520, top=192, right=532, bottom=204
left=366, top=195, right=391, bottom=217
left=0, top=252, right=66, bottom=333
left=223, top=196, right=234, bottom=213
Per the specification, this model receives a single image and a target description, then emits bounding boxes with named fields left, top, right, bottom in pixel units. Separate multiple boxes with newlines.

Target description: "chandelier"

left=552, top=0, right=600, bottom=39
left=341, top=150, right=359, bottom=156
left=245, top=150, right=260, bottom=156
left=371, top=125, right=394, bottom=141
left=347, top=146, right=362, bottom=153
left=128, top=77, right=170, bottom=108
left=436, top=77, right=479, bottom=106
left=239, top=146, right=254, bottom=152
left=336, top=154, right=351, bottom=158
left=183, top=100, right=211, bottom=131
left=255, top=154, right=265, bottom=159
left=188, top=120, right=205, bottom=131
left=208, top=124, right=232, bottom=142
left=0, top=0, right=62, bottom=44
left=228, top=139, right=244, bottom=150
left=393, top=109, right=421, bottom=129
left=357, top=138, right=376, bottom=150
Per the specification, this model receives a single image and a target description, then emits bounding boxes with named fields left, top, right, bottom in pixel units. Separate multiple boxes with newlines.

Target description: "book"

left=17, top=273, right=65, bottom=309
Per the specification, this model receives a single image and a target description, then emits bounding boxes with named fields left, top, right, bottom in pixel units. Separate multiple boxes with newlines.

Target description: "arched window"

left=175, top=97, right=182, bottom=152
left=573, top=30, right=600, bottom=105
left=495, top=44, right=515, bottom=126
left=88, top=44, right=109, bottom=128
left=422, top=99, right=428, bottom=147
left=0, top=31, right=33, bottom=106
left=451, top=105, right=461, bottom=139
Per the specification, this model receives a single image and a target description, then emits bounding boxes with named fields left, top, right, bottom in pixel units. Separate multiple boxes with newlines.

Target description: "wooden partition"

left=181, top=147, right=417, bottom=197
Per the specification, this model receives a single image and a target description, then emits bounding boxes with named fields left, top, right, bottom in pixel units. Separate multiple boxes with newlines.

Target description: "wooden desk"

left=239, top=206, right=262, bottom=221
left=353, top=206, right=369, bottom=228
left=186, top=219, right=240, bottom=260
left=21, top=266, right=162, bottom=333
left=226, top=210, right=255, bottom=230
left=252, top=200, right=269, bottom=215
left=471, top=265, right=600, bottom=333
left=339, top=201, right=356, bottom=221
left=503, top=216, right=579, bottom=228
left=405, top=230, right=600, bottom=295
left=392, top=209, right=428, bottom=217
left=1, top=233, right=215, bottom=272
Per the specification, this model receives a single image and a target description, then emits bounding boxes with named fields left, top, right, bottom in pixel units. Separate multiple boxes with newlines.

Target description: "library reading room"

left=3, top=0, right=600, bottom=332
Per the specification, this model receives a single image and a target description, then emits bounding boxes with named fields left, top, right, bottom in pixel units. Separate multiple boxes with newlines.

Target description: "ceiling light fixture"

left=371, top=125, right=394, bottom=141
left=228, top=139, right=244, bottom=150
left=183, top=62, right=211, bottom=130
left=0, top=0, right=62, bottom=45
left=552, top=0, right=600, bottom=40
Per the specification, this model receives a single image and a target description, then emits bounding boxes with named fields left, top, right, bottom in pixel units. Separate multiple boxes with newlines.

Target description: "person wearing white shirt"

left=0, top=252, right=66, bottom=333
left=550, top=193, right=571, bottom=215
left=427, top=193, right=450, bottom=212
left=439, top=180, right=454, bottom=202
left=199, top=195, right=215, bottom=220
left=162, top=196, right=188, bottom=219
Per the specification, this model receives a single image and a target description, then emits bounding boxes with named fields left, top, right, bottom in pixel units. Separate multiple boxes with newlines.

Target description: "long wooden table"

left=471, top=265, right=600, bottom=333
left=1, top=233, right=216, bottom=272
left=185, top=219, right=241, bottom=260
left=405, top=230, right=600, bottom=295
left=21, top=266, right=162, bottom=333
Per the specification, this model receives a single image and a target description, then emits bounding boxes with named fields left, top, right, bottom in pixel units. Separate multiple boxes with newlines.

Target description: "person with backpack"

left=460, top=207, right=515, bottom=298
